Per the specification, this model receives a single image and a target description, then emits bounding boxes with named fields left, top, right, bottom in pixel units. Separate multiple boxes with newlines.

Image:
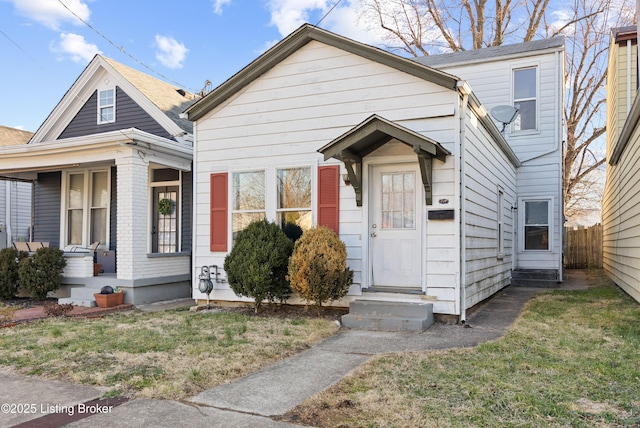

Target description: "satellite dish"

left=490, top=105, right=519, bottom=132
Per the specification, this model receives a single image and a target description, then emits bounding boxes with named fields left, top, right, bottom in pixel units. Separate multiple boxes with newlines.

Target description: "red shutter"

left=210, top=173, right=228, bottom=252
left=318, top=165, right=340, bottom=234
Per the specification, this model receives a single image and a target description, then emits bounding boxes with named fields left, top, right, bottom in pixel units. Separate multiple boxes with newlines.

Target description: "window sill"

left=147, top=251, right=191, bottom=258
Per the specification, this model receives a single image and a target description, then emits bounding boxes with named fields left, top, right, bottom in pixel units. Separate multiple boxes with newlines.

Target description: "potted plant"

left=94, top=287, right=124, bottom=308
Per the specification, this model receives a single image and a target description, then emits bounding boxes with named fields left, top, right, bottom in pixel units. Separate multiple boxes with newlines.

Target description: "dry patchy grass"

left=284, top=271, right=640, bottom=427
left=0, top=309, right=338, bottom=399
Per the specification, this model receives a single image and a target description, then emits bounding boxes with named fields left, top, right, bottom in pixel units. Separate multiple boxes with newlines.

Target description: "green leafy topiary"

left=223, top=220, right=293, bottom=313
left=18, top=247, right=66, bottom=301
left=288, top=226, right=353, bottom=307
left=0, top=247, right=28, bottom=299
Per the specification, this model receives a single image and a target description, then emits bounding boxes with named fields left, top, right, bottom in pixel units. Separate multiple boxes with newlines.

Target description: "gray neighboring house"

left=0, top=126, right=33, bottom=248
left=0, top=55, right=195, bottom=306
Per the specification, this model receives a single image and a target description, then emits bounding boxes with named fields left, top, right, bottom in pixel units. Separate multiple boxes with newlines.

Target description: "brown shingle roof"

left=103, top=57, right=196, bottom=133
left=0, top=126, right=33, bottom=146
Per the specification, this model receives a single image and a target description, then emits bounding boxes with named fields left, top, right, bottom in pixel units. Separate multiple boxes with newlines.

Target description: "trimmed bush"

left=0, top=247, right=28, bottom=299
left=223, top=220, right=293, bottom=313
left=18, top=247, right=66, bottom=301
left=288, top=226, right=353, bottom=307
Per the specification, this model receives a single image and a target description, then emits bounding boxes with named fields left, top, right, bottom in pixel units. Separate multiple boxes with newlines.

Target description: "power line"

left=57, top=0, right=196, bottom=92
left=316, top=0, right=343, bottom=27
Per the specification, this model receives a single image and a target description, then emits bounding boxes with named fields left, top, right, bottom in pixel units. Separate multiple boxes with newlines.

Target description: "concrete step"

left=342, top=300, right=434, bottom=332
left=58, top=297, right=97, bottom=307
left=511, top=269, right=560, bottom=287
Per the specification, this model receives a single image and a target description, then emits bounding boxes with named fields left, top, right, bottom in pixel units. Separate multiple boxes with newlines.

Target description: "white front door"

left=370, top=164, right=422, bottom=287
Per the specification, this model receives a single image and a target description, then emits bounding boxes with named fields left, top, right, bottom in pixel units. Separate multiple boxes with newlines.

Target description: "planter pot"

left=94, top=263, right=103, bottom=276
left=94, top=292, right=124, bottom=308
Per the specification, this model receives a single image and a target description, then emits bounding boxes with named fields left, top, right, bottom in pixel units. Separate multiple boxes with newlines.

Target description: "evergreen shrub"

left=18, top=247, right=66, bottom=301
left=223, top=220, right=293, bottom=313
left=288, top=226, right=353, bottom=307
left=0, top=247, right=28, bottom=299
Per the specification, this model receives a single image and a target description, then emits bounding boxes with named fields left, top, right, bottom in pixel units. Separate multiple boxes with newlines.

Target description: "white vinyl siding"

left=462, top=104, right=517, bottom=309
left=436, top=49, right=563, bottom=273
left=193, top=41, right=458, bottom=312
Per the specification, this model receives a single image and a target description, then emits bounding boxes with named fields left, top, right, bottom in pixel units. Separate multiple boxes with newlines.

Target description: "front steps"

left=58, top=275, right=118, bottom=307
left=342, top=300, right=434, bottom=332
left=511, top=269, right=560, bottom=288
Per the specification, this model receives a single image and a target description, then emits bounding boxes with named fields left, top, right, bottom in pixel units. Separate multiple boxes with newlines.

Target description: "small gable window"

left=98, top=88, right=115, bottom=124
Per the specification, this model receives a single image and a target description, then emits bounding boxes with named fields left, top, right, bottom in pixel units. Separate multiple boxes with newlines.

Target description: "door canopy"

left=318, top=114, right=449, bottom=206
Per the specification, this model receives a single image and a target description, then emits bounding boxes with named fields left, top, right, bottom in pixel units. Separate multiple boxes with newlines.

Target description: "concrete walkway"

left=0, top=271, right=591, bottom=427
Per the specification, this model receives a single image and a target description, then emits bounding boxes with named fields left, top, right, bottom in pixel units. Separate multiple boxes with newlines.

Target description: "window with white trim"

left=524, top=200, right=549, bottom=250
left=230, top=166, right=314, bottom=240
left=276, top=167, right=312, bottom=230
left=98, top=88, right=115, bottom=124
left=64, top=169, right=110, bottom=248
left=232, top=171, right=265, bottom=239
left=513, top=67, right=537, bottom=131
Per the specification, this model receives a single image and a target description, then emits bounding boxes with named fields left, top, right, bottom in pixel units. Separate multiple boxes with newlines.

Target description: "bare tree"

left=357, top=0, right=635, bottom=221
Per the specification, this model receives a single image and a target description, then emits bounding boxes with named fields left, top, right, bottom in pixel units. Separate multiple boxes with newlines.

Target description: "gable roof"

left=103, top=57, right=195, bottom=133
left=184, top=24, right=461, bottom=122
left=31, top=55, right=195, bottom=143
left=0, top=126, right=33, bottom=147
left=414, top=36, right=565, bottom=69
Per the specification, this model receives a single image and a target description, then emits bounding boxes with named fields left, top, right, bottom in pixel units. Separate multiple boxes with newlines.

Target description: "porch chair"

left=26, top=242, right=49, bottom=251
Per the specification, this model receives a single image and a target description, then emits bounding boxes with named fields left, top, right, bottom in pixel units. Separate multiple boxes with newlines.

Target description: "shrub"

left=0, top=247, right=28, bottom=299
left=288, top=226, right=353, bottom=307
left=282, top=222, right=303, bottom=244
left=223, top=220, right=293, bottom=313
left=18, top=247, right=67, bottom=301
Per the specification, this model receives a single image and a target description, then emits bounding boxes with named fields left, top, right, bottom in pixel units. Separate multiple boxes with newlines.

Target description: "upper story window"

left=513, top=67, right=537, bottom=132
left=98, top=88, right=115, bottom=124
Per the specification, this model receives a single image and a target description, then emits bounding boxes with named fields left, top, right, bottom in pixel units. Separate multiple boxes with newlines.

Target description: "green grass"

left=0, top=309, right=338, bottom=400
left=285, top=271, right=640, bottom=427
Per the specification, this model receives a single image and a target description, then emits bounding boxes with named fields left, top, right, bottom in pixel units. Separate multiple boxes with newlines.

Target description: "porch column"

left=115, top=153, right=149, bottom=280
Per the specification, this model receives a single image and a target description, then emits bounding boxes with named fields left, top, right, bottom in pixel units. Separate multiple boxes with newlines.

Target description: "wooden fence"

left=564, top=223, right=603, bottom=269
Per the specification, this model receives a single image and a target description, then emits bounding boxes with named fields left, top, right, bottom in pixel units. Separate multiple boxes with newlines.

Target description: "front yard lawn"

left=0, top=308, right=338, bottom=400
left=284, top=271, right=640, bottom=427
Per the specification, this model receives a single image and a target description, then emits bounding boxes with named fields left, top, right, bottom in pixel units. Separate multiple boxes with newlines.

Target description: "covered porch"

left=0, top=129, right=193, bottom=306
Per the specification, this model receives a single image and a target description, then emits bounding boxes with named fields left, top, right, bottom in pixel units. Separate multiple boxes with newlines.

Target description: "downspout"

left=627, top=40, right=632, bottom=114
left=555, top=50, right=563, bottom=281
left=4, top=181, right=10, bottom=247
left=191, top=122, right=198, bottom=304
left=457, top=81, right=470, bottom=323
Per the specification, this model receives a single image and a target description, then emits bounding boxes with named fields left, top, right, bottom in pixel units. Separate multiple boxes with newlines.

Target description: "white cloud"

left=51, top=32, right=101, bottom=63
left=212, top=0, right=232, bottom=14
left=8, top=0, right=91, bottom=30
left=154, top=35, right=189, bottom=69
left=265, top=0, right=387, bottom=47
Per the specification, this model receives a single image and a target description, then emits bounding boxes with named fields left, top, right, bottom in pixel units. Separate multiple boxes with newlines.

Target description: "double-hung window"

left=513, top=67, right=537, bottom=132
left=524, top=200, right=549, bottom=250
left=277, top=167, right=312, bottom=229
left=98, top=88, right=115, bottom=124
left=232, top=171, right=265, bottom=239
left=64, top=170, right=109, bottom=248
left=497, top=187, right=505, bottom=258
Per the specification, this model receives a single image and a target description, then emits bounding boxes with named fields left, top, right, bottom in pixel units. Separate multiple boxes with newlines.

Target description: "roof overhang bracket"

left=414, top=146, right=434, bottom=205
left=340, top=150, right=363, bottom=206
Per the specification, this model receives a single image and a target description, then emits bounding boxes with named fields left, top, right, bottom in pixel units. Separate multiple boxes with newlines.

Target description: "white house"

left=185, top=24, right=564, bottom=324
left=0, top=55, right=195, bottom=306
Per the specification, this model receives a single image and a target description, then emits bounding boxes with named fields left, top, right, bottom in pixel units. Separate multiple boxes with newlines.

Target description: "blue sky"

left=1, top=0, right=387, bottom=132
